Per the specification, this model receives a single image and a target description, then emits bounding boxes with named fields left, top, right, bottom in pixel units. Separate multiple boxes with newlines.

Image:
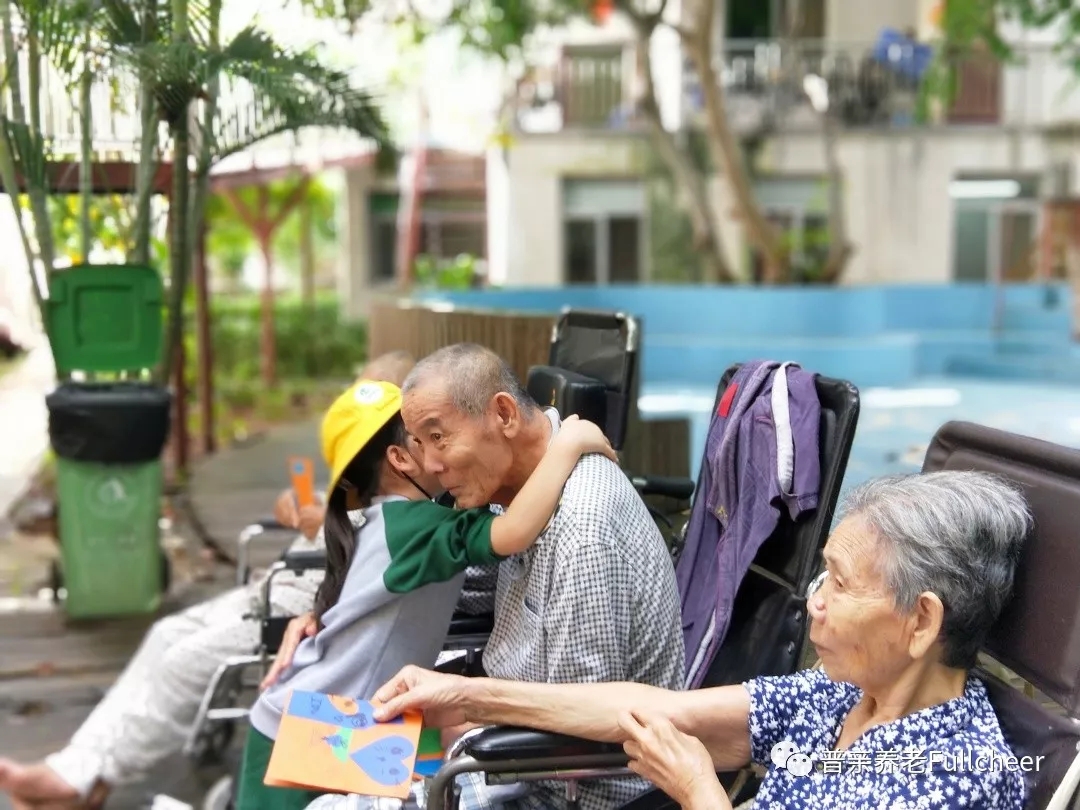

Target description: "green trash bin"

left=44, top=264, right=173, bottom=619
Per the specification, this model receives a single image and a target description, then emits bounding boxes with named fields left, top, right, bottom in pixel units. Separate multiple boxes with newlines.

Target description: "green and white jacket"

left=251, top=495, right=499, bottom=739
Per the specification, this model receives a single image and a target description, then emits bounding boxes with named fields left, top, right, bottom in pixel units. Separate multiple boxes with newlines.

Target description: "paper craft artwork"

left=413, top=727, right=444, bottom=777
left=264, top=691, right=423, bottom=799
left=288, top=456, right=316, bottom=508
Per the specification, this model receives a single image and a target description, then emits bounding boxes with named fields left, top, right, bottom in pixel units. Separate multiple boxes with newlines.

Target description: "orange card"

left=265, top=691, right=423, bottom=798
left=288, top=457, right=316, bottom=508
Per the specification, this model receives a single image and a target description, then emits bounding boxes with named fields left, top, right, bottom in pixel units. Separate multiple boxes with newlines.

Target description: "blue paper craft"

left=350, top=735, right=416, bottom=786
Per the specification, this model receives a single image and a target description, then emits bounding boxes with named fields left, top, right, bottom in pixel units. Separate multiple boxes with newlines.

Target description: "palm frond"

left=12, top=0, right=98, bottom=83
left=99, top=0, right=212, bottom=51
left=206, top=73, right=391, bottom=164
left=195, top=27, right=391, bottom=160
left=2, top=118, right=48, bottom=190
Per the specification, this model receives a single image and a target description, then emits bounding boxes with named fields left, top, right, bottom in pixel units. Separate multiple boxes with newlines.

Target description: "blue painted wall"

left=416, top=284, right=1076, bottom=390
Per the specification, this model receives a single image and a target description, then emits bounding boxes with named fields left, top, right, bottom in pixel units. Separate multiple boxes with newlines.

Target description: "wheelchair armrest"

left=281, top=549, right=326, bottom=572
left=447, top=612, right=494, bottom=637
left=459, top=725, right=627, bottom=762
left=630, top=475, right=695, bottom=501
left=237, top=518, right=304, bottom=586
left=250, top=518, right=290, bottom=531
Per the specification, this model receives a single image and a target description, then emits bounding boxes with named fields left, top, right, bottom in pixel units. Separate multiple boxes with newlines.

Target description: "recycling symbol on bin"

left=85, top=475, right=136, bottom=520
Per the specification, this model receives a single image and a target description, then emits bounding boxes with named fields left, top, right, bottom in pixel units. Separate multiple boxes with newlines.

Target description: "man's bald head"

left=402, top=344, right=539, bottom=420
left=400, top=344, right=545, bottom=507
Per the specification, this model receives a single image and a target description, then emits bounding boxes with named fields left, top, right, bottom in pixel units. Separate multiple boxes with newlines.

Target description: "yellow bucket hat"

left=320, top=379, right=403, bottom=499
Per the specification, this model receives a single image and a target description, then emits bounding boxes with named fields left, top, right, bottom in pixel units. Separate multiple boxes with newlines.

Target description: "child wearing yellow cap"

left=235, top=379, right=615, bottom=810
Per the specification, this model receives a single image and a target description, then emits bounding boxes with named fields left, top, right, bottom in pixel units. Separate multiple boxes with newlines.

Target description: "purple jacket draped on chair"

left=677, top=361, right=822, bottom=689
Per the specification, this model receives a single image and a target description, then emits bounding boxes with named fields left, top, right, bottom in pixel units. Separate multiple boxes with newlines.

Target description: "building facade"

left=487, top=0, right=1080, bottom=288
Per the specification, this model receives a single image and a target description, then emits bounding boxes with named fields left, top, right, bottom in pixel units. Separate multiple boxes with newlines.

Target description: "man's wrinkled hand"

left=620, top=709, right=729, bottom=810
left=371, top=665, right=470, bottom=730
left=259, top=612, right=317, bottom=691
left=296, top=504, right=325, bottom=541
left=273, top=488, right=300, bottom=529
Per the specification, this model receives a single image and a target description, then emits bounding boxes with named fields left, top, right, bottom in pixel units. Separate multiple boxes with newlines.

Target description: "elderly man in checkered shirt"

left=393, top=343, right=685, bottom=810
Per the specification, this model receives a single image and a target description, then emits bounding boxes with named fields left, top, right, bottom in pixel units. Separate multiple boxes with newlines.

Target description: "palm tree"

left=0, top=0, right=391, bottom=382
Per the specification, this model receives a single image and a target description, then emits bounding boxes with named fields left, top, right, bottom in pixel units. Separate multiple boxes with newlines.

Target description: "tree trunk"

left=161, top=112, right=191, bottom=383
left=131, top=0, right=159, bottom=266
left=258, top=230, right=277, bottom=388
left=79, top=29, right=93, bottom=261
left=682, top=0, right=785, bottom=283
left=193, top=221, right=214, bottom=454
left=0, top=1, right=46, bottom=328
left=160, top=0, right=192, bottom=384
left=631, top=30, right=734, bottom=283
left=20, top=28, right=57, bottom=279
left=817, top=110, right=853, bottom=283
left=300, top=196, right=315, bottom=305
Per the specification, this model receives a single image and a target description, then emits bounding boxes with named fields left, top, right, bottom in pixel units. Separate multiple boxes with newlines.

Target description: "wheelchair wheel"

left=201, top=775, right=233, bottom=810
left=189, top=719, right=236, bottom=767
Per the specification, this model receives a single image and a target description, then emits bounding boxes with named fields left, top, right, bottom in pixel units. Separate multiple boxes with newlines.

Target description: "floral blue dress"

left=744, top=668, right=1027, bottom=809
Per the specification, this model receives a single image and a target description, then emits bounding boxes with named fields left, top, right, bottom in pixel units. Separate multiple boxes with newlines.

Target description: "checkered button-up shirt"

left=480, top=415, right=686, bottom=810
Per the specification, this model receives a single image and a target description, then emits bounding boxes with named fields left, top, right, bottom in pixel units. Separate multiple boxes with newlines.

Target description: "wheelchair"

left=182, top=307, right=688, bottom=795
left=426, top=419, right=1080, bottom=810
left=424, top=364, right=862, bottom=809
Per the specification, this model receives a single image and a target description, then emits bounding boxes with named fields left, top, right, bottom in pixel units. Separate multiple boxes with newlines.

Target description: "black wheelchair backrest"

left=527, top=308, right=639, bottom=451
left=922, top=421, right=1080, bottom=810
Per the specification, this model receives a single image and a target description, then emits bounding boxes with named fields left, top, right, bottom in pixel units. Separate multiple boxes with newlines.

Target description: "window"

left=950, top=175, right=1040, bottom=282
left=562, top=179, right=645, bottom=284
left=368, top=193, right=486, bottom=284
left=565, top=219, right=598, bottom=284
left=562, top=216, right=642, bottom=284
left=727, top=0, right=824, bottom=38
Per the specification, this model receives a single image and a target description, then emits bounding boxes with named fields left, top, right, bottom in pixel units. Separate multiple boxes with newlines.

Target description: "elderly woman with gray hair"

left=372, top=470, right=1032, bottom=810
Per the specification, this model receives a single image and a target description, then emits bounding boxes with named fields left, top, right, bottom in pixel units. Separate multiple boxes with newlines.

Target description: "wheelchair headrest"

left=922, top=421, right=1080, bottom=718
left=526, top=366, right=607, bottom=433
left=545, top=309, right=639, bottom=451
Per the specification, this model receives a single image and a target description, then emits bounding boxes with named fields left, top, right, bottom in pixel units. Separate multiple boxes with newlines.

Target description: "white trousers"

left=46, top=571, right=320, bottom=798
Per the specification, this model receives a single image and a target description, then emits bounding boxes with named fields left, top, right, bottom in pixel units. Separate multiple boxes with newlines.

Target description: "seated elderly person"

left=373, top=470, right=1032, bottom=810
left=366, top=343, right=684, bottom=810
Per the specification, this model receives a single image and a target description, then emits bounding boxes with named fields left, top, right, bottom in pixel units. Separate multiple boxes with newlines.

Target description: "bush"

left=184, top=292, right=367, bottom=388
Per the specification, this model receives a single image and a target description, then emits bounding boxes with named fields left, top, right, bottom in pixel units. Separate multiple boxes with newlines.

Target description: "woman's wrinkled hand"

left=620, top=709, right=731, bottom=810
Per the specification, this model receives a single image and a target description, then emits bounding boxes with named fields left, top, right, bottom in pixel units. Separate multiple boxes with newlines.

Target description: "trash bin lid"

left=46, top=264, right=164, bottom=375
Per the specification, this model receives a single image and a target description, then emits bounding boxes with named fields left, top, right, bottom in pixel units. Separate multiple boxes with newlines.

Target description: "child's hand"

left=555, top=414, right=618, bottom=462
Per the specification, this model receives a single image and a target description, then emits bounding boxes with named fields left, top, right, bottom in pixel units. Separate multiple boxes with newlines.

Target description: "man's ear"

left=491, top=392, right=521, bottom=437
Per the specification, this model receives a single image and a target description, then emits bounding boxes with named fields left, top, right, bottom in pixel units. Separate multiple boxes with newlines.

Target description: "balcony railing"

left=2, top=48, right=376, bottom=165
left=513, top=46, right=641, bottom=134
left=515, top=37, right=1080, bottom=134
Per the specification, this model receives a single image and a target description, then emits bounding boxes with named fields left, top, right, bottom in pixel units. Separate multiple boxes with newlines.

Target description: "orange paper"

left=265, top=691, right=423, bottom=798
left=288, top=457, right=316, bottom=508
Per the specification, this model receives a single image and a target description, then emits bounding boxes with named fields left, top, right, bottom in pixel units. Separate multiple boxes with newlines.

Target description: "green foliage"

left=205, top=193, right=254, bottom=284
left=205, top=177, right=339, bottom=285
left=920, top=0, right=1080, bottom=121
left=643, top=138, right=710, bottom=283
left=299, top=0, right=584, bottom=61
left=413, top=253, right=479, bottom=289
left=43, top=194, right=168, bottom=265
left=182, top=292, right=367, bottom=389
